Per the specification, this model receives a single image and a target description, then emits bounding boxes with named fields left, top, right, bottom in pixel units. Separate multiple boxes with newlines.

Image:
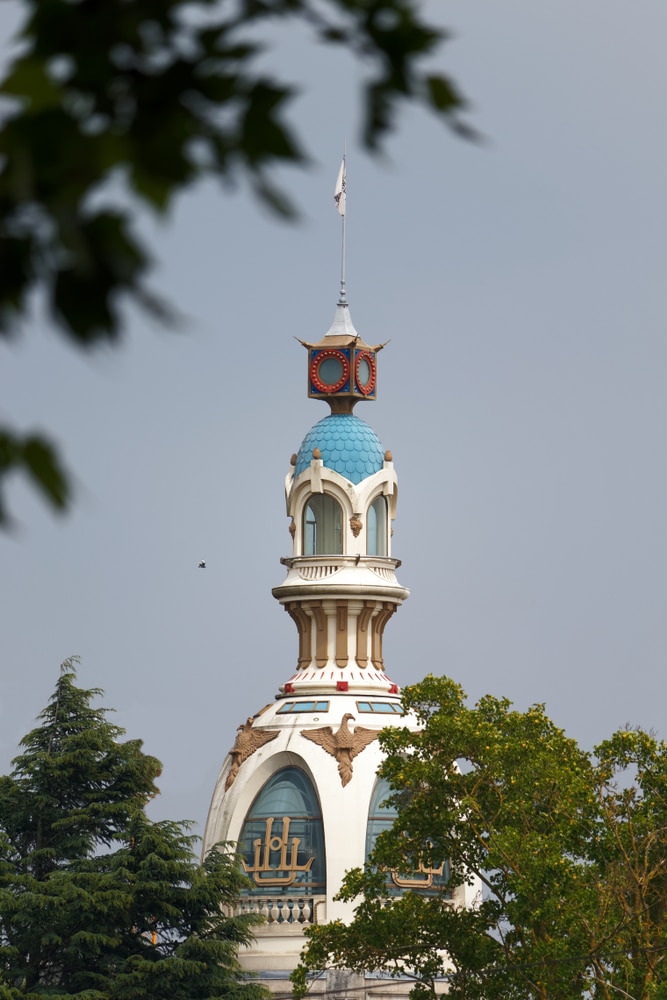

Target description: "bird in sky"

left=198, top=560, right=206, bottom=569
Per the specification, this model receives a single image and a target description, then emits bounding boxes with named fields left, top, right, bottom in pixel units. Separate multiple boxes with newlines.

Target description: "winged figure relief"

left=225, top=718, right=279, bottom=790
left=301, top=713, right=380, bottom=787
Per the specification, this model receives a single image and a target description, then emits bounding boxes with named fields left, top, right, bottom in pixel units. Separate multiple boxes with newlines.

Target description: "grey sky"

left=1, top=0, right=666, bottom=837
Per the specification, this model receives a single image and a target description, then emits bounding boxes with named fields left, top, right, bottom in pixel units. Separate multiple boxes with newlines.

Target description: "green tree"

left=0, top=656, right=267, bottom=1000
left=293, top=674, right=667, bottom=1000
left=0, top=0, right=470, bottom=525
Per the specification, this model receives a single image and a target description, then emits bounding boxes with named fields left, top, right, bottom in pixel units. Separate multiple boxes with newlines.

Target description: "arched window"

left=239, top=767, right=325, bottom=896
left=367, top=495, right=388, bottom=556
left=303, top=494, right=343, bottom=555
left=366, top=778, right=449, bottom=895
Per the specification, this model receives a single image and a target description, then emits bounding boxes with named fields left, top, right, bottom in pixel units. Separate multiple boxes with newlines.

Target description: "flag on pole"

left=334, top=159, right=346, bottom=216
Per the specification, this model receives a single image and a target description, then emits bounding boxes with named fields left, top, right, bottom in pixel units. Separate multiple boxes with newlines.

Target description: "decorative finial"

left=299, top=151, right=380, bottom=411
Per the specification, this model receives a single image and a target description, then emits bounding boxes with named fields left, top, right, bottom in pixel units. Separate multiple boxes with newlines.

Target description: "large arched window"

left=366, top=778, right=449, bottom=895
left=239, top=767, right=325, bottom=896
left=367, top=495, right=388, bottom=556
left=303, top=494, right=343, bottom=555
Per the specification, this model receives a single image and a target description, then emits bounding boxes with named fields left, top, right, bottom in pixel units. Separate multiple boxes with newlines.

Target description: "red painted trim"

left=354, top=350, right=377, bottom=395
left=310, top=349, right=350, bottom=394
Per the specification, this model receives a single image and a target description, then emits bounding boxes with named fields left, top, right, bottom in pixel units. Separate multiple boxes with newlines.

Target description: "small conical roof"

left=324, top=300, right=359, bottom=340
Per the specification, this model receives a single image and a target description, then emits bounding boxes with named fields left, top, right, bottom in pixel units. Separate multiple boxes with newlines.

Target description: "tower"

left=203, top=190, right=476, bottom=991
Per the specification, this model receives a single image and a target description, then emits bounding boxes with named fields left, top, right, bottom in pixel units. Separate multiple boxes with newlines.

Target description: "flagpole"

left=334, top=147, right=347, bottom=304
left=340, top=164, right=346, bottom=305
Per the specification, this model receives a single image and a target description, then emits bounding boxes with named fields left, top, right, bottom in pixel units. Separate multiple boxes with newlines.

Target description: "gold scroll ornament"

left=391, top=861, right=446, bottom=889
left=241, top=816, right=315, bottom=887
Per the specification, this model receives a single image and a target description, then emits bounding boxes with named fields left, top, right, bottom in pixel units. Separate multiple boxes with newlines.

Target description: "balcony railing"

left=228, top=895, right=325, bottom=926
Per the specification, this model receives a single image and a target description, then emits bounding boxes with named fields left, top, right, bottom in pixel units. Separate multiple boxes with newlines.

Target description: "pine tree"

left=0, top=657, right=266, bottom=1000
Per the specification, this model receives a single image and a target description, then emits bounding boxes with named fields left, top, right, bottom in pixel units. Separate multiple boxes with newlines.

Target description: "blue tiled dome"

left=295, top=414, right=385, bottom=485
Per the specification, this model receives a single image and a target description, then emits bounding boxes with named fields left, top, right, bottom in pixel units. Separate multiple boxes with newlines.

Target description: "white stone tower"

left=203, top=252, right=476, bottom=988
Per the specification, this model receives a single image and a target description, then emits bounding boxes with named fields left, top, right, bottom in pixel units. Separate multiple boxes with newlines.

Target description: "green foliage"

left=0, top=430, right=70, bottom=528
left=0, top=656, right=267, bottom=1000
left=294, top=674, right=667, bottom=1000
left=0, top=0, right=470, bottom=526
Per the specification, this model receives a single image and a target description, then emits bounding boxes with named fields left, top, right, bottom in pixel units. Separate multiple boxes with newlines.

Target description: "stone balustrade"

left=228, top=895, right=326, bottom=926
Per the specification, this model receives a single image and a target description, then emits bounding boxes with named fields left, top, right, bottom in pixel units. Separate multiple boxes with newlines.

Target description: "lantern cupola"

left=299, top=297, right=384, bottom=412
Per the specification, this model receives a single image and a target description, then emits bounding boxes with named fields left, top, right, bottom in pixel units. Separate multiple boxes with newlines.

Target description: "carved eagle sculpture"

left=301, top=713, right=380, bottom=787
left=225, top=718, right=279, bottom=790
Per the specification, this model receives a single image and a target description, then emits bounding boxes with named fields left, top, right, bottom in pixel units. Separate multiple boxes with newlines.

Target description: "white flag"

left=334, top=159, right=346, bottom=216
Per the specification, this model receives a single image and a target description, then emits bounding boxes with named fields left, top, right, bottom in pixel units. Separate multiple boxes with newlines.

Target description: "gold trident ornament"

left=241, top=816, right=315, bottom=887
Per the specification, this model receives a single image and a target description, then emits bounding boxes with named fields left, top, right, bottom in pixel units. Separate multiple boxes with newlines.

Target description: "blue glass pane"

left=367, top=495, right=387, bottom=556
left=247, top=768, right=317, bottom=817
left=368, top=777, right=399, bottom=822
left=356, top=701, right=404, bottom=714
left=303, top=494, right=342, bottom=555
left=278, top=701, right=330, bottom=714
